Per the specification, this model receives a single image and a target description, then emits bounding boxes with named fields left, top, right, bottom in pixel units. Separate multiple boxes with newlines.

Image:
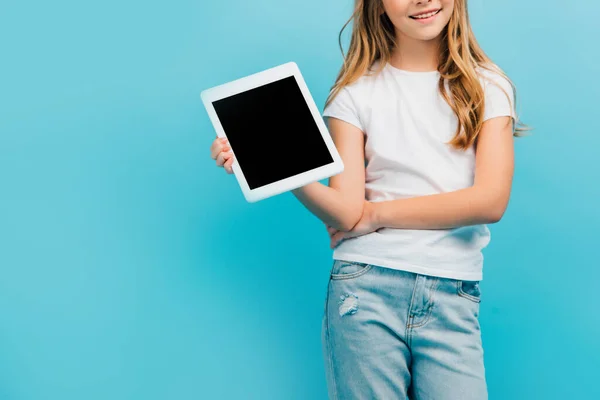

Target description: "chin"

left=408, top=29, right=446, bottom=42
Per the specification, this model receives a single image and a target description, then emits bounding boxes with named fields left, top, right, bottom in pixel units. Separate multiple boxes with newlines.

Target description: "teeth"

left=413, top=10, right=438, bottom=19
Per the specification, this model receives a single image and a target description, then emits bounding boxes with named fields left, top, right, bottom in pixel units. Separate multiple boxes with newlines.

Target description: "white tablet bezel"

left=201, top=61, right=344, bottom=203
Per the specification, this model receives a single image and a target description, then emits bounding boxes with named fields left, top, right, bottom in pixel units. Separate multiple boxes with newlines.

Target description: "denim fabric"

left=322, top=260, right=487, bottom=399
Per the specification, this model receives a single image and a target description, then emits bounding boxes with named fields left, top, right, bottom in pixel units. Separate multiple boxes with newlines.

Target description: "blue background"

left=1, top=0, right=599, bottom=399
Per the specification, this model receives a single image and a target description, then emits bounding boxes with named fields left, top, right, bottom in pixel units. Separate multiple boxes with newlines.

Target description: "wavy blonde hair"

left=324, top=0, right=528, bottom=150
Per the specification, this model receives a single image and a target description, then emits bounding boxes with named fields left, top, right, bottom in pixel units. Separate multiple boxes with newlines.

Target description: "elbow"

left=475, top=187, right=509, bottom=224
left=483, top=202, right=507, bottom=224
left=339, top=213, right=361, bottom=231
left=338, top=221, right=355, bottom=232
left=338, top=204, right=364, bottom=231
left=485, top=210, right=503, bottom=224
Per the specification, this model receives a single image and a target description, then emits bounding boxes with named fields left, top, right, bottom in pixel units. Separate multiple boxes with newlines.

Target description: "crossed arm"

left=292, top=116, right=515, bottom=246
left=371, top=115, right=515, bottom=229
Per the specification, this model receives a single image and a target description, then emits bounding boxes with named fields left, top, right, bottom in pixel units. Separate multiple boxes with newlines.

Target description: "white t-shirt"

left=322, top=60, right=515, bottom=281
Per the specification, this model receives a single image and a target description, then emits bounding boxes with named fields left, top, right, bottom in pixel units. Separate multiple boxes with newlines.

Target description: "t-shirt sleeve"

left=482, top=71, right=516, bottom=123
left=322, top=86, right=364, bottom=132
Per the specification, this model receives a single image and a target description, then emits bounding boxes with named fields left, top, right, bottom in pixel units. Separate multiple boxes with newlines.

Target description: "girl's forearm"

left=292, top=182, right=363, bottom=231
left=372, top=187, right=506, bottom=230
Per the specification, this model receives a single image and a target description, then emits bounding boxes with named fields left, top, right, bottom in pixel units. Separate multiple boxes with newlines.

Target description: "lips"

left=409, top=9, right=442, bottom=19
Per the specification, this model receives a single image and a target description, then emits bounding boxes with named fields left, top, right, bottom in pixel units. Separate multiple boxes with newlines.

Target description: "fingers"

left=330, top=231, right=345, bottom=249
left=211, top=136, right=235, bottom=173
left=216, top=150, right=233, bottom=167
left=210, top=138, right=223, bottom=160
left=325, top=224, right=346, bottom=248
left=210, top=137, right=230, bottom=160
left=327, top=226, right=338, bottom=237
left=224, top=155, right=234, bottom=174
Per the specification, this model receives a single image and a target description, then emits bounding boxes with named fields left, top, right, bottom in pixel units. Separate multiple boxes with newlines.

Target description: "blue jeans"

left=321, top=260, right=487, bottom=399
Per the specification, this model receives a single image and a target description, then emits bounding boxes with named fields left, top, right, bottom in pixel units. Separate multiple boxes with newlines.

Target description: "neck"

left=389, top=33, right=441, bottom=72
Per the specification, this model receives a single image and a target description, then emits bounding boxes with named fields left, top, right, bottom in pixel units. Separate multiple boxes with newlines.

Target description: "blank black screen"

left=212, top=76, right=333, bottom=190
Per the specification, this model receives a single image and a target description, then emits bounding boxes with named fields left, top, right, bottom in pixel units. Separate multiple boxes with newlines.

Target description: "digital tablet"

left=201, top=61, right=344, bottom=203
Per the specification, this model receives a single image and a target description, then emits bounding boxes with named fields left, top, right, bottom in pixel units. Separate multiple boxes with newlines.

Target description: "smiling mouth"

left=409, top=9, right=442, bottom=20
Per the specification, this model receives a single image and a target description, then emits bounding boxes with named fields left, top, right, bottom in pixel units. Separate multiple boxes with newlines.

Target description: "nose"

left=415, top=0, right=432, bottom=4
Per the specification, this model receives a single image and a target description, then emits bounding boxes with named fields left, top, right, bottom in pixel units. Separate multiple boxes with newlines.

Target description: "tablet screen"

left=212, top=76, right=334, bottom=190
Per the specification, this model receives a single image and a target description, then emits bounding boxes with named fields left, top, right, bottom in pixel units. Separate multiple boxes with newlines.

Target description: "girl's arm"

left=292, top=117, right=366, bottom=231
left=371, top=116, right=515, bottom=230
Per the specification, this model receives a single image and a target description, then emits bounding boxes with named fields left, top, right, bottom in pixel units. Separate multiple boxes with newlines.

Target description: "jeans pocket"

left=330, top=260, right=373, bottom=280
left=457, top=280, right=482, bottom=303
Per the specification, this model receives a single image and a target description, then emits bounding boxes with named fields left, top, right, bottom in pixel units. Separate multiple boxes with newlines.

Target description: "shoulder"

left=342, top=59, right=387, bottom=92
left=476, top=63, right=517, bottom=121
left=324, top=60, right=384, bottom=111
left=322, top=63, right=382, bottom=132
left=476, top=64, right=514, bottom=95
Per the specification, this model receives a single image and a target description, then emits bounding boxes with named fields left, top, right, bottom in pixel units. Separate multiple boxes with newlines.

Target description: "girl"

left=210, top=0, right=526, bottom=398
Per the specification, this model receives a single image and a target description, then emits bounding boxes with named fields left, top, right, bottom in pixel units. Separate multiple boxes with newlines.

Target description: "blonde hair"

left=325, top=0, right=529, bottom=150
